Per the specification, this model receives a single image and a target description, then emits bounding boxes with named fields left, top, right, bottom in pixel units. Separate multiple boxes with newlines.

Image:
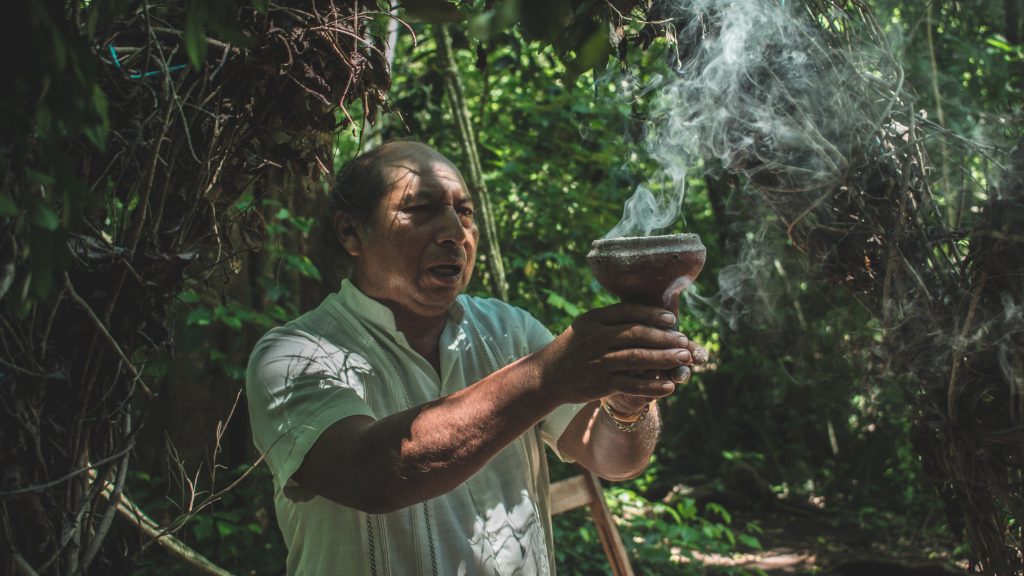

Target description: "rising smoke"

left=605, top=0, right=894, bottom=239
left=599, top=4, right=1024, bottom=562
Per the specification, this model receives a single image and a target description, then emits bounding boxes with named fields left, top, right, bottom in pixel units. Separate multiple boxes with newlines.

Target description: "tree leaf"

left=177, top=289, right=200, bottom=304
left=564, top=31, right=611, bottom=82
left=193, top=518, right=214, bottom=541
left=186, top=307, right=213, bottom=326
left=738, top=533, right=762, bottom=549
left=84, top=85, right=110, bottom=149
left=401, top=0, right=466, bottom=23
left=32, top=203, right=60, bottom=231
left=985, top=36, right=1011, bottom=52
left=0, top=194, right=16, bottom=217
left=184, top=3, right=208, bottom=70
left=216, top=520, right=235, bottom=538
left=25, top=169, right=56, bottom=186
left=544, top=290, right=582, bottom=316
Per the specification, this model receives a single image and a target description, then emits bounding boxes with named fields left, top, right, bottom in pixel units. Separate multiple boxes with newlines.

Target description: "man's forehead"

left=385, top=157, right=459, bottom=181
left=376, top=142, right=453, bottom=169
left=376, top=147, right=469, bottom=199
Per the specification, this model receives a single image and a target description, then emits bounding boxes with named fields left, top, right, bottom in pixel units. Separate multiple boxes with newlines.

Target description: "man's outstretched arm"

left=291, top=304, right=693, bottom=513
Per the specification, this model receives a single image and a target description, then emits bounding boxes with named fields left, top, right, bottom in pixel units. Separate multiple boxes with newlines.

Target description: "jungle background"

left=1, top=0, right=1022, bottom=574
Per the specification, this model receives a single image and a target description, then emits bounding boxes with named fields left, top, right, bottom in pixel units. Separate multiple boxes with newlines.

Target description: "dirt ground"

left=696, top=506, right=968, bottom=575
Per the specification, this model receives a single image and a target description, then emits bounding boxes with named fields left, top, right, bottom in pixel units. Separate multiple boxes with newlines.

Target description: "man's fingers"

left=671, top=366, right=691, bottom=384
left=605, top=347, right=690, bottom=372
left=587, top=306, right=710, bottom=364
left=590, top=302, right=677, bottom=329
left=676, top=334, right=709, bottom=365
left=607, top=373, right=676, bottom=398
left=610, top=325, right=689, bottom=350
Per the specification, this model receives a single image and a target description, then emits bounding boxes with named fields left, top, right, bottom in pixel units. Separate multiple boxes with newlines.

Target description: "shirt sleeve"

left=245, top=327, right=377, bottom=498
left=517, top=310, right=585, bottom=462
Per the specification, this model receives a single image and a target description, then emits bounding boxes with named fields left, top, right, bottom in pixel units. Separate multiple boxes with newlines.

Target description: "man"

left=246, top=141, right=706, bottom=575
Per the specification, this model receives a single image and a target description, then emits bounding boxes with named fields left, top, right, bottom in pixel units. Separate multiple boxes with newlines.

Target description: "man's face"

left=347, top=144, right=479, bottom=322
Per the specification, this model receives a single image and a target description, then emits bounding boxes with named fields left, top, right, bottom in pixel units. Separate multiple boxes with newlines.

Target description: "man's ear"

left=333, top=212, right=363, bottom=257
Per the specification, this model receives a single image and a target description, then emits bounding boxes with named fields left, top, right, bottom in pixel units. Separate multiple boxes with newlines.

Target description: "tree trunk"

left=433, top=24, right=509, bottom=302
left=1005, top=0, right=1023, bottom=94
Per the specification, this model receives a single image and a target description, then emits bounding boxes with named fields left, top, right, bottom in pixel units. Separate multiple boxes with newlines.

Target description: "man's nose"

left=436, top=207, right=470, bottom=246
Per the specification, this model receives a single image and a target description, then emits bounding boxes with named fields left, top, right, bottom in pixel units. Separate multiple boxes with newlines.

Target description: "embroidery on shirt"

left=463, top=489, right=550, bottom=576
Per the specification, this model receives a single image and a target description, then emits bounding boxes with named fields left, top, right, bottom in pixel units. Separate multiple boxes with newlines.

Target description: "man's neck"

left=346, top=277, right=452, bottom=373
left=392, top=311, right=446, bottom=374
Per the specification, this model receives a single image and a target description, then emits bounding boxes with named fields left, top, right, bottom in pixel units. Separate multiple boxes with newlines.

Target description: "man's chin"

left=415, top=276, right=469, bottom=310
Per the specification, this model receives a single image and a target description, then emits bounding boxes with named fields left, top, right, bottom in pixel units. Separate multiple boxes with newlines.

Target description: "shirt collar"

left=334, top=279, right=465, bottom=336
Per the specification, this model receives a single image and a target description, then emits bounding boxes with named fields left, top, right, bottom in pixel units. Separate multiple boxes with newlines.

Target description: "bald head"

left=328, top=141, right=463, bottom=231
left=374, top=141, right=457, bottom=170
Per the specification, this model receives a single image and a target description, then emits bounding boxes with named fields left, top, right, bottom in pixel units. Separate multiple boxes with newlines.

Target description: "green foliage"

left=554, top=485, right=765, bottom=575
left=397, top=0, right=637, bottom=81
left=184, top=0, right=256, bottom=70
left=63, top=0, right=1017, bottom=572
left=128, top=465, right=286, bottom=575
left=875, top=0, right=1022, bottom=230
left=2, top=0, right=268, bottom=307
left=2, top=3, right=112, bottom=304
left=175, top=194, right=321, bottom=380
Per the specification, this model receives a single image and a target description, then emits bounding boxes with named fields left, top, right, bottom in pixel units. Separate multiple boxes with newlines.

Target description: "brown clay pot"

left=586, top=233, right=706, bottom=310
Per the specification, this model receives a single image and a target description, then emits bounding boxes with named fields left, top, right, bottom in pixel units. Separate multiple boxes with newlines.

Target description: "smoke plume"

left=605, top=0, right=893, bottom=239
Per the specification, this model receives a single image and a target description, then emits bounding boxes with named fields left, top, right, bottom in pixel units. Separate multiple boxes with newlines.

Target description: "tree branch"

left=64, top=273, right=154, bottom=400
left=94, top=472, right=234, bottom=576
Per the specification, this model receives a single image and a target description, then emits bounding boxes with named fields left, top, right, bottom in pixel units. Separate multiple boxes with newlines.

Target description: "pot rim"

left=587, top=233, right=705, bottom=259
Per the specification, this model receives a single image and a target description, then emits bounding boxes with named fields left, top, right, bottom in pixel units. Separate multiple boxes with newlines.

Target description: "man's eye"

left=458, top=207, right=474, bottom=217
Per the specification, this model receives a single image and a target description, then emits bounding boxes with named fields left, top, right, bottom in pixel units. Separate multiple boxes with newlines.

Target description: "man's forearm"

left=557, top=400, right=660, bottom=481
left=296, top=353, right=563, bottom=513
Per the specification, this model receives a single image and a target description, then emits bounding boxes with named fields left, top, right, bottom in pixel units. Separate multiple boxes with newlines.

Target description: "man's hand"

left=534, top=303, right=705, bottom=405
left=603, top=332, right=709, bottom=415
left=549, top=304, right=708, bottom=480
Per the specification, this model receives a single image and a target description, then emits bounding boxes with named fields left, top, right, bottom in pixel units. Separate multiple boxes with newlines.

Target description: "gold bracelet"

left=600, top=399, right=654, bottom=432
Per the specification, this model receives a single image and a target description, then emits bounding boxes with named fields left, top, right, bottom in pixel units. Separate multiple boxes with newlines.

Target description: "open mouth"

left=428, top=264, right=462, bottom=279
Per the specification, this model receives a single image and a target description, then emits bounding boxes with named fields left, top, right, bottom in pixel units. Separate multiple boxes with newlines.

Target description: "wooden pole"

left=433, top=24, right=510, bottom=301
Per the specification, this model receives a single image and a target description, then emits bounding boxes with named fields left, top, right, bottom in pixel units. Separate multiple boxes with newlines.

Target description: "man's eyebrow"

left=400, top=189, right=434, bottom=203
left=399, top=189, right=474, bottom=204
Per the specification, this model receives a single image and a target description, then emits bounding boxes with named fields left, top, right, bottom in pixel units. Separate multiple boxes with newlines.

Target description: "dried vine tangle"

left=1, top=1, right=392, bottom=573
